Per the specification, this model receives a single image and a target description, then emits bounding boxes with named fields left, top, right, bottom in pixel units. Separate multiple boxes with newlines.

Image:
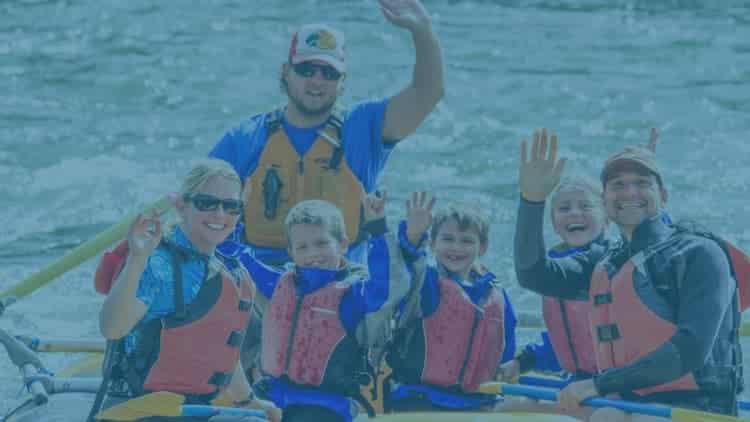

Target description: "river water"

left=1, top=0, right=749, bottom=418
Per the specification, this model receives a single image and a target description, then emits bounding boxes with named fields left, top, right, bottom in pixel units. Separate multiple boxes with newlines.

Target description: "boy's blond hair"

left=179, top=158, right=242, bottom=198
left=430, top=203, right=490, bottom=246
left=284, top=200, right=347, bottom=243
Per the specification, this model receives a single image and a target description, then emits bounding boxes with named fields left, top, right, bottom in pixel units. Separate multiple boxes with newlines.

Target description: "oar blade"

left=96, top=391, right=184, bottom=421
left=672, top=408, right=743, bottom=422
left=478, top=382, right=502, bottom=395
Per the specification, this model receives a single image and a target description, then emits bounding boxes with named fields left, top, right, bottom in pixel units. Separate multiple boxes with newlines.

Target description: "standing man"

left=210, top=0, right=444, bottom=266
left=514, top=130, right=742, bottom=419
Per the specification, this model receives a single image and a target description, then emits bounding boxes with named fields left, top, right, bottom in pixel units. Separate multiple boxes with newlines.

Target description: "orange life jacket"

left=589, top=234, right=743, bottom=397
left=96, top=239, right=255, bottom=401
left=242, top=110, right=365, bottom=249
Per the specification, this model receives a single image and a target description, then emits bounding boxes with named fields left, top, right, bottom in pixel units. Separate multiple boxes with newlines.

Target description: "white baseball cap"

left=288, top=24, right=346, bottom=73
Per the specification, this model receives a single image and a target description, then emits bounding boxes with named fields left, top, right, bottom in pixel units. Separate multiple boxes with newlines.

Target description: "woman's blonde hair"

left=179, top=158, right=242, bottom=198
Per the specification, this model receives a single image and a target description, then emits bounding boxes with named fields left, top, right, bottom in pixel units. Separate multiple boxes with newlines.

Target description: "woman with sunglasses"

left=95, top=159, right=280, bottom=422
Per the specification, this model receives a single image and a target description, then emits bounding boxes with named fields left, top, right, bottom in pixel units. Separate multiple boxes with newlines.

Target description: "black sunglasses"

left=184, top=193, right=243, bottom=215
left=292, top=62, right=342, bottom=81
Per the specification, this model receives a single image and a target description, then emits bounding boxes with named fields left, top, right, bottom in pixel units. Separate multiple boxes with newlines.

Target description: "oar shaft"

left=518, top=375, right=567, bottom=389
left=520, top=319, right=750, bottom=337
left=0, top=197, right=171, bottom=303
left=16, top=335, right=105, bottom=353
left=501, top=384, right=671, bottom=418
left=50, top=377, right=102, bottom=394
left=519, top=375, right=750, bottom=412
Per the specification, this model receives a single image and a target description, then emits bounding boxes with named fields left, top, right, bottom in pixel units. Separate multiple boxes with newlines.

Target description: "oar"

left=96, top=391, right=266, bottom=421
left=0, top=328, right=48, bottom=405
left=480, top=382, right=740, bottom=422
left=14, top=335, right=105, bottom=353
left=517, top=375, right=750, bottom=412
left=0, top=197, right=172, bottom=314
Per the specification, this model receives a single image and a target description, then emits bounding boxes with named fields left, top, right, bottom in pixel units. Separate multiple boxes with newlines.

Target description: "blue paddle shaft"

left=182, top=404, right=266, bottom=419
left=519, top=375, right=750, bottom=412
left=518, top=376, right=567, bottom=389
left=502, top=384, right=671, bottom=418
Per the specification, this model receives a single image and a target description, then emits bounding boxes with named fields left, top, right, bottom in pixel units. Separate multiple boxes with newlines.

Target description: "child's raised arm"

left=405, top=191, right=436, bottom=246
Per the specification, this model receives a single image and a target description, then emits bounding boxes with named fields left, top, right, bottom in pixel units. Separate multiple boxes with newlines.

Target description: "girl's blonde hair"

left=549, top=175, right=604, bottom=220
left=179, top=159, right=242, bottom=198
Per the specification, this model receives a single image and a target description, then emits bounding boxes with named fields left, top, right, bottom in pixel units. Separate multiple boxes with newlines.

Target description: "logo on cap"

left=306, top=30, right=337, bottom=50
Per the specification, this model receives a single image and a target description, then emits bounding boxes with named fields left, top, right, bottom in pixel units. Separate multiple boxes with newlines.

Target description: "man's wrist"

left=521, top=191, right=547, bottom=202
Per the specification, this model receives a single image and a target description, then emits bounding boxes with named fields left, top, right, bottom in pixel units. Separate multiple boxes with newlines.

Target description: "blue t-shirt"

left=123, top=227, right=209, bottom=354
left=209, top=100, right=394, bottom=263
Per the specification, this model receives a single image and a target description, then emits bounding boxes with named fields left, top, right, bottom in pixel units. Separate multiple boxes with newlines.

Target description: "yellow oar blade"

left=672, top=408, right=743, bottom=422
left=478, top=382, right=502, bottom=395
left=96, top=391, right=184, bottom=421
left=57, top=353, right=104, bottom=377
left=0, top=197, right=171, bottom=303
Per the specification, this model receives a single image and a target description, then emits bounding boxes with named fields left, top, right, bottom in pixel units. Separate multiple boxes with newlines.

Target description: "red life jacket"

left=261, top=271, right=363, bottom=393
left=589, top=234, right=744, bottom=397
left=103, top=240, right=256, bottom=400
left=542, top=296, right=596, bottom=376
left=419, top=276, right=505, bottom=393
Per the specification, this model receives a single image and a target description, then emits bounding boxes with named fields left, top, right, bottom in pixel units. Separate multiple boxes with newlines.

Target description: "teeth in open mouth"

left=618, top=202, right=644, bottom=209
left=566, top=224, right=586, bottom=232
left=206, top=223, right=225, bottom=230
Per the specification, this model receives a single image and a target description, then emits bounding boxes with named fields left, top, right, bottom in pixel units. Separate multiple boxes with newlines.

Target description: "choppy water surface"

left=1, top=0, right=749, bottom=417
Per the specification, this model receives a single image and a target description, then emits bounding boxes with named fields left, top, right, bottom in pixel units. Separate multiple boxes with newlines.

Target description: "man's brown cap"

left=600, top=146, right=663, bottom=187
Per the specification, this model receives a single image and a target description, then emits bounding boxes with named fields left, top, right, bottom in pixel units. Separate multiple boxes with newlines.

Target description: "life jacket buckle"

left=239, top=299, right=253, bottom=312
left=208, top=371, right=231, bottom=387
left=596, top=324, right=621, bottom=342
left=262, top=167, right=283, bottom=219
left=226, top=331, right=245, bottom=348
left=593, top=292, right=613, bottom=306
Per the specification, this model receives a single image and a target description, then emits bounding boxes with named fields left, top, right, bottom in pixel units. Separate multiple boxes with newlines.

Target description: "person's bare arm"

left=378, top=0, right=444, bottom=141
left=99, top=212, right=161, bottom=339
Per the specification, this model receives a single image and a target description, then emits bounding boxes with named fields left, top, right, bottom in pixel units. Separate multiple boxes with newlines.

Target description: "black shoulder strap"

left=160, top=238, right=208, bottom=320
left=85, top=339, right=122, bottom=422
left=321, top=108, right=346, bottom=170
left=264, top=108, right=284, bottom=135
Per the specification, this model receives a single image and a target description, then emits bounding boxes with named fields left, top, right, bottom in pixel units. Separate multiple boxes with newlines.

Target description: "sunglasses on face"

left=184, top=193, right=244, bottom=215
left=292, top=62, right=342, bottom=81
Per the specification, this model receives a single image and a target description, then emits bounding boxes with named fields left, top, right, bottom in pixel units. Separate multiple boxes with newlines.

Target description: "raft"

left=372, top=413, right=578, bottom=422
left=3, top=354, right=582, bottom=422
